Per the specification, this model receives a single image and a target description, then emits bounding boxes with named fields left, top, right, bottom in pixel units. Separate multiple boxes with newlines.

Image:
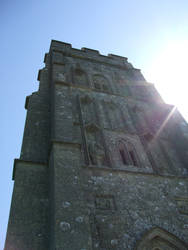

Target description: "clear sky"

left=1, top=0, right=188, bottom=248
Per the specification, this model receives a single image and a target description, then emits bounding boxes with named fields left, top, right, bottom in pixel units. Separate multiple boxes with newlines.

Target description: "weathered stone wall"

left=48, top=142, right=188, bottom=249
left=20, top=68, right=50, bottom=163
left=82, top=167, right=188, bottom=249
left=48, top=40, right=188, bottom=249
left=49, top=143, right=92, bottom=250
left=5, top=161, right=49, bottom=250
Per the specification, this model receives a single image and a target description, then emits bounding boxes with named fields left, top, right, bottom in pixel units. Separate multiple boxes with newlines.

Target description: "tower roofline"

left=49, top=40, right=135, bottom=70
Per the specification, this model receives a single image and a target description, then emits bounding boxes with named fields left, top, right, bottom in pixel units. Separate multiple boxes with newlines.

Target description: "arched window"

left=118, top=140, right=139, bottom=166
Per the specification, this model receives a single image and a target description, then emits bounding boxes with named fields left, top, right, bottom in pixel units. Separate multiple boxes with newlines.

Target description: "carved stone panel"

left=175, top=197, right=188, bottom=215
left=92, top=74, right=111, bottom=92
left=78, top=95, right=109, bottom=167
left=95, top=196, right=116, bottom=211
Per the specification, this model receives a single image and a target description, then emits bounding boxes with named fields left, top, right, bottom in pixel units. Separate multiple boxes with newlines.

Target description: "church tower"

left=5, top=40, right=188, bottom=249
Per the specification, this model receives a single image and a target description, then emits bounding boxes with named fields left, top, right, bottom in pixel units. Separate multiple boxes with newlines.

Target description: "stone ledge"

left=54, top=80, right=154, bottom=102
left=50, top=139, right=81, bottom=148
left=82, top=164, right=188, bottom=179
left=48, top=139, right=81, bottom=156
left=13, top=159, right=47, bottom=180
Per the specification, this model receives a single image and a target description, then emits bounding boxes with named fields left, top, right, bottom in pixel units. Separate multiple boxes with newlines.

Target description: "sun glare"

left=146, top=40, right=188, bottom=121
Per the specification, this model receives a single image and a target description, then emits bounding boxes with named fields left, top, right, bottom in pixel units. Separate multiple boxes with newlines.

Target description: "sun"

left=146, top=40, right=188, bottom=121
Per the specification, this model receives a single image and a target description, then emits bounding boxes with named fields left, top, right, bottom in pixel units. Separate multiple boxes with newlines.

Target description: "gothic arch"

left=117, top=139, right=139, bottom=166
left=135, top=227, right=187, bottom=250
left=92, top=74, right=111, bottom=92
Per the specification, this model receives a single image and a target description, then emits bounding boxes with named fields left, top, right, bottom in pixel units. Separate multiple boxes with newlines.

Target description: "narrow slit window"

left=129, top=150, right=137, bottom=166
left=118, top=140, right=139, bottom=167
left=119, top=149, right=128, bottom=165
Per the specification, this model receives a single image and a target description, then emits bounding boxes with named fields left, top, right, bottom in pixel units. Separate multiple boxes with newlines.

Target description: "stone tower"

left=5, top=40, right=188, bottom=250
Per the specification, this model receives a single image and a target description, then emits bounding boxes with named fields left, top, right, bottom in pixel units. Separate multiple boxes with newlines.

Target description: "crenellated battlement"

left=49, top=40, right=134, bottom=70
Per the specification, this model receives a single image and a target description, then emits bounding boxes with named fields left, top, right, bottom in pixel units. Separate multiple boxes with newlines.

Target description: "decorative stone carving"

left=135, top=227, right=187, bottom=250
left=175, top=197, right=188, bottom=215
left=92, top=74, right=110, bottom=92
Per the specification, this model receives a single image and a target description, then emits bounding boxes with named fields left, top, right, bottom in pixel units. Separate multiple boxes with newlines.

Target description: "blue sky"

left=1, top=0, right=188, bottom=248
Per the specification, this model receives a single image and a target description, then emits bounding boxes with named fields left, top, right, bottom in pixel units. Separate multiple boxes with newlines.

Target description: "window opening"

left=119, top=149, right=128, bottom=165
left=129, top=150, right=137, bottom=166
left=118, top=140, right=139, bottom=167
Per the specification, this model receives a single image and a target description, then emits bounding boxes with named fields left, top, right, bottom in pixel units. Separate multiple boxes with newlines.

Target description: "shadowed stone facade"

left=5, top=40, right=188, bottom=250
